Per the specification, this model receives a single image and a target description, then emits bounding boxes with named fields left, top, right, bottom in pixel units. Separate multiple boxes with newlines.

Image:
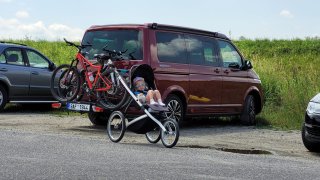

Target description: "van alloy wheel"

left=165, top=95, right=184, bottom=124
left=248, top=98, right=255, bottom=121
left=166, top=100, right=182, bottom=121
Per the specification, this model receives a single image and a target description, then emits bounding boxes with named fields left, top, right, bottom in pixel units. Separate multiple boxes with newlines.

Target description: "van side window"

left=217, top=40, right=242, bottom=68
left=156, top=32, right=187, bottom=64
left=82, top=30, right=143, bottom=60
left=186, top=35, right=219, bottom=66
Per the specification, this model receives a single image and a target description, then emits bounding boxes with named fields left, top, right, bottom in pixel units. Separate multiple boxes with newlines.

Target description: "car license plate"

left=67, top=103, right=90, bottom=111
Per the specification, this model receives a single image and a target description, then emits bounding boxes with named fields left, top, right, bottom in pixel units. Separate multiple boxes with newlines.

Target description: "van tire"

left=240, top=95, right=256, bottom=125
left=0, top=85, right=8, bottom=112
left=88, top=111, right=111, bottom=126
left=164, top=94, right=185, bottom=125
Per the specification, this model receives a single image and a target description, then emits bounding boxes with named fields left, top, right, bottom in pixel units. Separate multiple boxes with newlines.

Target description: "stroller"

left=106, top=64, right=180, bottom=148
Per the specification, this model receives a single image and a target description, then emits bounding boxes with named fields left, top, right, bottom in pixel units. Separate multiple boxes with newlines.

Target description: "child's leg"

left=154, top=90, right=165, bottom=106
left=146, top=90, right=157, bottom=104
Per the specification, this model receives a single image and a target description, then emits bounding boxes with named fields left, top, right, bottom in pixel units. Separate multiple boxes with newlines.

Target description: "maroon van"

left=82, top=23, right=263, bottom=126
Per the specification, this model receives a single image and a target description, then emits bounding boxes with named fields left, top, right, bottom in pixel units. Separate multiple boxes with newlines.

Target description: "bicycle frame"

left=70, top=52, right=113, bottom=92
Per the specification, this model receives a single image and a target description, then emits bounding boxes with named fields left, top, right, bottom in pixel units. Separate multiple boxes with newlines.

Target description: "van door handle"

left=160, top=64, right=171, bottom=68
left=230, top=68, right=240, bottom=72
left=224, top=69, right=230, bottom=74
left=0, top=68, right=8, bottom=72
left=214, top=68, right=220, bottom=73
left=31, top=71, right=39, bottom=75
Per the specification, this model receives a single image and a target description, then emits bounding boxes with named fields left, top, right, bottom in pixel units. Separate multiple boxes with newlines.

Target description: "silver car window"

left=0, top=53, right=5, bottom=63
left=27, top=50, right=49, bottom=68
left=5, top=49, right=24, bottom=66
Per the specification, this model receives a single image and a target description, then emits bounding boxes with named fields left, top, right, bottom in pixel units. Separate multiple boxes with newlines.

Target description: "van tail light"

left=92, top=105, right=104, bottom=112
left=51, top=103, right=62, bottom=109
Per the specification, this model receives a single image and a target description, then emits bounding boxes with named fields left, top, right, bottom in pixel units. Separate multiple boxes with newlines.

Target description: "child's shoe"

left=150, top=99, right=158, bottom=105
left=158, top=100, right=166, bottom=106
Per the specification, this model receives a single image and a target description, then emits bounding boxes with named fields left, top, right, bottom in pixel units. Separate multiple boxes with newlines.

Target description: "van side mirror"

left=241, top=60, right=253, bottom=70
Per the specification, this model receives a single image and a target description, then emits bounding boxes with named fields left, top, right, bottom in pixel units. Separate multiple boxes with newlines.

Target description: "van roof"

left=87, top=23, right=230, bottom=40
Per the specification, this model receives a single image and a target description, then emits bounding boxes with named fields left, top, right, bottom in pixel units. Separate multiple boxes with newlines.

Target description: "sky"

left=0, top=0, right=319, bottom=41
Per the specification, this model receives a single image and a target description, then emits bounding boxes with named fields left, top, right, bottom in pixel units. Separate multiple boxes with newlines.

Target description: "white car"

left=302, top=93, right=320, bottom=152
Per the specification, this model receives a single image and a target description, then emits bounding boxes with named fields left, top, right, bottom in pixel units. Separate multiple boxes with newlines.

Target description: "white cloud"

left=0, top=17, right=84, bottom=41
left=15, top=11, right=29, bottom=19
left=280, top=9, right=294, bottom=18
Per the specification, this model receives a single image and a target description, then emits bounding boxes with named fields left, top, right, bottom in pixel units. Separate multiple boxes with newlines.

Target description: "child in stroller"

left=133, top=77, right=165, bottom=106
left=106, top=64, right=179, bottom=148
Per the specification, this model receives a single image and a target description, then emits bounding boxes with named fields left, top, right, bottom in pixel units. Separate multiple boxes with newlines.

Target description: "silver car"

left=0, top=42, right=57, bottom=111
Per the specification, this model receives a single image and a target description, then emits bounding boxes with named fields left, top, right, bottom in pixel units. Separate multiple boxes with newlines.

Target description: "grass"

left=9, top=39, right=79, bottom=65
left=235, top=39, right=320, bottom=129
left=2, top=38, right=320, bottom=129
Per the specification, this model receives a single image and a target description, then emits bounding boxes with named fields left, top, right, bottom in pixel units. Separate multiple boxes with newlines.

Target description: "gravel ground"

left=0, top=106, right=313, bottom=159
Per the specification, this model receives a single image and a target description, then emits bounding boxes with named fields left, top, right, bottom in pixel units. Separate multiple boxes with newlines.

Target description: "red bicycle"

left=50, top=39, right=128, bottom=110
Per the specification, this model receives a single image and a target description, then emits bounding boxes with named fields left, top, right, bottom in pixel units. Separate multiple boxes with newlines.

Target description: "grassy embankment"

left=5, top=39, right=320, bottom=129
left=235, top=39, right=320, bottom=129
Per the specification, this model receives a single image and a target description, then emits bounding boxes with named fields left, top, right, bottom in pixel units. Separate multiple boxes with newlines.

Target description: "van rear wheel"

left=164, top=94, right=184, bottom=125
left=88, top=111, right=111, bottom=126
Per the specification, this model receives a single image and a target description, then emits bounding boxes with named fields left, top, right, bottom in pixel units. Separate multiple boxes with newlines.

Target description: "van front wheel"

left=240, top=95, right=256, bottom=125
left=164, top=94, right=184, bottom=125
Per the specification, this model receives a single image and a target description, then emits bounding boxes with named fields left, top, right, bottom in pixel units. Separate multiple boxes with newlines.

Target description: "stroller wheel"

left=161, top=118, right=179, bottom=148
left=145, top=127, right=161, bottom=144
left=107, top=111, right=126, bottom=143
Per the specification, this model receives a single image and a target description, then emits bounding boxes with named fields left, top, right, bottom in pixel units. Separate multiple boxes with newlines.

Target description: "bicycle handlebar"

left=93, top=47, right=128, bottom=62
left=102, top=47, right=127, bottom=57
left=63, top=38, right=91, bottom=50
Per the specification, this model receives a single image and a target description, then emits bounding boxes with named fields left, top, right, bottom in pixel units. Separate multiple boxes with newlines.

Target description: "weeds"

left=235, top=39, right=320, bottom=129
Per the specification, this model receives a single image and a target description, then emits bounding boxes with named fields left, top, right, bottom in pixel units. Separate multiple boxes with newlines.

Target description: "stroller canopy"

left=131, top=64, right=155, bottom=90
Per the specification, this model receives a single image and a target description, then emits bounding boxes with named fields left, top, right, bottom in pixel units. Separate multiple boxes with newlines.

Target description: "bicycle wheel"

left=50, top=64, right=80, bottom=102
left=51, top=64, right=69, bottom=101
left=96, top=70, right=128, bottom=110
left=107, top=111, right=126, bottom=142
left=160, top=118, right=179, bottom=148
left=145, top=127, right=161, bottom=144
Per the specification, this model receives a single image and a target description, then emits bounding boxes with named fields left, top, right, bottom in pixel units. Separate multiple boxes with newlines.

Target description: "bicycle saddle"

left=93, top=53, right=110, bottom=60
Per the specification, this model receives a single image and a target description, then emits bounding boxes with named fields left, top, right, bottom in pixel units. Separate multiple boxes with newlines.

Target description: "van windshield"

left=81, top=29, right=143, bottom=60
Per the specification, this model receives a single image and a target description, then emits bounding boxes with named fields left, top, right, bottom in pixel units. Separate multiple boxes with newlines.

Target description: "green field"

left=3, top=39, right=320, bottom=129
left=235, top=39, right=320, bottom=129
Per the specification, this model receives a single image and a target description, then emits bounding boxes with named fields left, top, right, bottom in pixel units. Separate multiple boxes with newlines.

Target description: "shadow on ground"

left=3, top=103, right=53, bottom=113
left=182, top=115, right=271, bottom=129
left=67, top=125, right=107, bottom=134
